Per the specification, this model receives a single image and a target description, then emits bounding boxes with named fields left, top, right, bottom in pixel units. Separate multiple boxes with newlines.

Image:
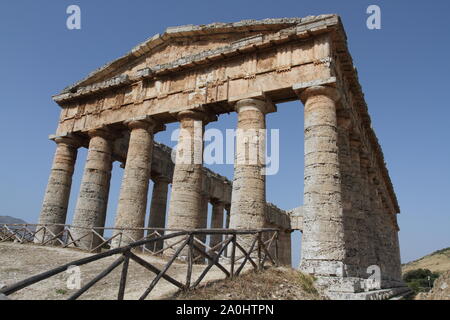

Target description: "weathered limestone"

left=349, top=137, right=367, bottom=276
left=368, top=169, right=384, bottom=275
left=147, top=176, right=170, bottom=251
left=391, top=220, right=402, bottom=281
left=71, top=129, right=114, bottom=250
left=337, top=115, right=360, bottom=277
left=265, top=203, right=292, bottom=266
left=210, top=200, right=225, bottom=250
left=359, top=156, right=377, bottom=273
left=166, top=111, right=206, bottom=232
left=374, top=186, right=390, bottom=283
left=278, top=230, right=293, bottom=266
left=381, top=198, right=396, bottom=281
left=198, top=193, right=209, bottom=248
left=298, top=85, right=346, bottom=276
left=229, top=98, right=273, bottom=253
left=36, top=16, right=405, bottom=298
left=112, top=117, right=157, bottom=247
left=35, top=135, right=81, bottom=243
left=229, top=98, right=271, bottom=230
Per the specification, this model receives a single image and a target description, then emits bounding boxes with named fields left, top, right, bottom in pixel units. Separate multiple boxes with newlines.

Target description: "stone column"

left=35, top=135, right=81, bottom=243
left=384, top=204, right=400, bottom=282
left=112, top=118, right=156, bottom=247
left=336, top=115, right=360, bottom=277
left=278, top=230, right=292, bottom=266
left=391, top=218, right=402, bottom=282
left=198, top=193, right=209, bottom=251
left=360, top=157, right=377, bottom=271
left=147, top=176, right=170, bottom=251
left=210, top=200, right=225, bottom=250
left=379, top=188, right=400, bottom=283
left=368, top=169, right=387, bottom=276
left=298, top=86, right=346, bottom=276
left=71, top=129, right=114, bottom=251
left=349, top=137, right=367, bottom=276
left=166, top=110, right=206, bottom=252
left=229, top=98, right=270, bottom=230
left=374, top=187, right=390, bottom=284
left=224, top=205, right=231, bottom=257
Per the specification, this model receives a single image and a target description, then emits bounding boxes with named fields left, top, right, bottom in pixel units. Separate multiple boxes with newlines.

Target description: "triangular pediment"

left=60, top=16, right=337, bottom=94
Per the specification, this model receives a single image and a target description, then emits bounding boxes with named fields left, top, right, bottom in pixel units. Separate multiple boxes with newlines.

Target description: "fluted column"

left=337, top=115, right=360, bottom=276
left=229, top=98, right=270, bottom=230
left=224, top=205, right=231, bottom=257
left=381, top=199, right=395, bottom=281
left=374, top=187, right=390, bottom=283
left=147, top=176, right=170, bottom=251
left=391, top=217, right=402, bottom=281
left=71, top=129, right=114, bottom=251
left=298, top=86, right=345, bottom=276
left=198, top=193, right=209, bottom=249
left=166, top=110, right=206, bottom=231
left=35, top=135, right=81, bottom=243
left=210, top=200, right=225, bottom=250
left=349, top=137, right=367, bottom=275
left=112, top=118, right=156, bottom=247
left=368, top=170, right=384, bottom=273
left=360, top=157, right=377, bottom=272
left=384, top=203, right=400, bottom=282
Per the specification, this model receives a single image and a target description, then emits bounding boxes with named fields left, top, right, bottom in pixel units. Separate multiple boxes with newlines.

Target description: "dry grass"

left=172, top=267, right=326, bottom=300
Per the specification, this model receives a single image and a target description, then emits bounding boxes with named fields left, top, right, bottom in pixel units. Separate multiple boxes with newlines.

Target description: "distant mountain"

left=0, top=216, right=28, bottom=225
left=403, top=247, right=450, bottom=274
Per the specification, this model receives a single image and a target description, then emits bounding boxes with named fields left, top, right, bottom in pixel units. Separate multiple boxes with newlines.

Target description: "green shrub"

left=403, top=268, right=440, bottom=294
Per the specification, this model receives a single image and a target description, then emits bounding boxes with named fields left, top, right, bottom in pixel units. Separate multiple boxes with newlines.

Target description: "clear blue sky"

left=1, top=0, right=449, bottom=267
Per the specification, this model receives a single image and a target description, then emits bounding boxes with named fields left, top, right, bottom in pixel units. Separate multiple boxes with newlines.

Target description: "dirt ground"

left=0, top=242, right=230, bottom=300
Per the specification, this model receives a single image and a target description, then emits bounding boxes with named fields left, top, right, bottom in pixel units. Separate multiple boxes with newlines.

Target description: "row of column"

left=38, top=86, right=400, bottom=281
left=297, top=85, right=402, bottom=283
left=37, top=112, right=232, bottom=250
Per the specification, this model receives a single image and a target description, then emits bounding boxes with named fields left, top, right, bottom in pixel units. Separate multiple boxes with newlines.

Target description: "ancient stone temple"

left=37, top=14, right=406, bottom=298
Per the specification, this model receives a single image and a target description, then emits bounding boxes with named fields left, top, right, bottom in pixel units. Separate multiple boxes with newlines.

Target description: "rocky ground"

left=0, top=242, right=230, bottom=300
left=0, top=242, right=326, bottom=300
left=415, top=271, right=450, bottom=300
left=172, top=267, right=326, bottom=300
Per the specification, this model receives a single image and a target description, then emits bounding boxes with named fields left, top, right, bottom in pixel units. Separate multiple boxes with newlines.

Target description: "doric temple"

left=37, top=15, right=406, bottom=298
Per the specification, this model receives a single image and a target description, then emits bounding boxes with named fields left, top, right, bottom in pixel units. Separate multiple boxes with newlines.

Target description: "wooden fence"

left=0, top=224, right=279, bottom=300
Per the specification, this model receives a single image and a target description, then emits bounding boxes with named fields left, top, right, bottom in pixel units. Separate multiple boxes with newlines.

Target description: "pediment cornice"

left=54, top=15, right=339, bottom=101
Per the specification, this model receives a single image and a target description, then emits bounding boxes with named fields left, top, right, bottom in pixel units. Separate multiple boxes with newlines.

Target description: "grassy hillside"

left=402, top=247, right=450, bottom=274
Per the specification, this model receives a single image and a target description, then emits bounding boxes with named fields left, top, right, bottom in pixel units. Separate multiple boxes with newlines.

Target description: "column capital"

left=124, top=116, right=161, bottom=132
left=87, top=127, right=119, bottom=140
left=235, top=97, right=276, bottom=114
left=50, top=134, right=83, bottom=148
left=200, top=192, right=210, bottom=201
left=211, top=199, right=225, bottom=206
left=298, top=85, right=340, bottom=104
left=176, top=110, right=208, bottom=122
left=152, top=175, right=171, bottom=184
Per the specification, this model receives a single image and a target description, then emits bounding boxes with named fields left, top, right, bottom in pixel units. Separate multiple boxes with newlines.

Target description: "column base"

left=313, top=275, right=410, bottom=300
